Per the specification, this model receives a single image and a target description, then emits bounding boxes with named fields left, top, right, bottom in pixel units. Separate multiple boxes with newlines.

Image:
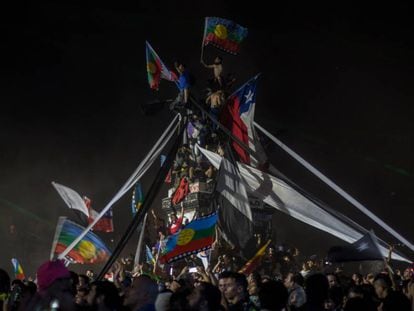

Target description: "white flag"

left=52, top=182, right=89, bottom=217
left=217, top=158, right=252, bottom=221
left=196, top=250, right=210, bottom=270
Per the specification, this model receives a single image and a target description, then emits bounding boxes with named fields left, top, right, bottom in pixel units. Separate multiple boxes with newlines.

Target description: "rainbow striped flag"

left=239, top=240, right=271, bottom=275
left=146, top=41, right=177, bottom=90
left=51, top=217, right=111, bottom=264
left=203, top=17, right=248, bottom=54
left=11, top=258, right=25, bottom=280
left=160, top=212, right=218, bottom=264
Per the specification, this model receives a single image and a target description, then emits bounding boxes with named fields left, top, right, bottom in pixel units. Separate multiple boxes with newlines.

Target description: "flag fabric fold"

left=146, top=41, right=177, bottom=90
left=239, top=240, right=271, bottom=275
left=51, top=217, right=111, bottom=264
left=221, top=74, right=267, bottom=168
left=52, top=182, right=89, bottom=217
left=216, top=156, right=256, bottom=259
left=88, top=208, right=114, bottom=232
left=197, top=145, right=411, bottom=263
left=84, top=197, right=114, bottom=232
left=171, top=177, right=189, bottom=206
left=203, top=17, right=248, bottom=54
left=160, top=212, right=218, bottom=264
left=11, top=258, right=25, bottom=280
left=327, top=231, right=384, bottom=262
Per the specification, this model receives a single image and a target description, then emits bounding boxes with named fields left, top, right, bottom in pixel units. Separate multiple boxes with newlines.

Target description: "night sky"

left=1, top=2, right=413, bottom=275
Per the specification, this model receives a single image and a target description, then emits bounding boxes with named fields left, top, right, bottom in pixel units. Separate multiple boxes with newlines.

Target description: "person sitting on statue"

left=206, top=89, right=225, bottom=121
left=172, top=145, right=192, bottom=185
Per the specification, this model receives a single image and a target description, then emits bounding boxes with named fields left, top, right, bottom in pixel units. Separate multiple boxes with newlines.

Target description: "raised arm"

left=385, top=244, right=397, bottom=290
left=201, top=60, right=214, bottom=68
left=151, top=209, right=158, bottom=220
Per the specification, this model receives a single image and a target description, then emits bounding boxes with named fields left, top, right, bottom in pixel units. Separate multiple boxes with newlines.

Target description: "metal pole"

left=96, top=126, right=184, bottom=280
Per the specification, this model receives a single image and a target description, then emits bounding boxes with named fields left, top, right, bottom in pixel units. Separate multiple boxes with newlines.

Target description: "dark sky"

left=1, top=1, right=413, bottom=275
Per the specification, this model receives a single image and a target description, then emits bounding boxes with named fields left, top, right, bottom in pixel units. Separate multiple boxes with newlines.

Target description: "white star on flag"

left=244, top=90, right=254, bottom=103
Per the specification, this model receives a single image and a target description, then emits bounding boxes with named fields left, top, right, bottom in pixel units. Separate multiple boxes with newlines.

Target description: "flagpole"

left=96, top=125, right=185, bottom=281
left=134, top=213, right=148, bottom=267
left=58, top=114, right=180, bottom=260
left=254, top=121, right=414, bottom=252
left=153, top=241, right=162, bottom=274
left=200, top=17, right=208, bottom=63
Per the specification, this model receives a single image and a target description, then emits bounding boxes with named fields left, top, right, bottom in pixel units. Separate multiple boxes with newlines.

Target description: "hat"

left=36, top=260, right=71, bottom=291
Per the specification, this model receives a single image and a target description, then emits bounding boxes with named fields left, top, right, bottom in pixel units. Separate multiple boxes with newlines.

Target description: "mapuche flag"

left=51, top=217, right=111, bottom=264
left=145, top=41, right=177, bottom=90
left=159, top=212, right=218, bottom=264
left=203, top=17, right=248, bottom=54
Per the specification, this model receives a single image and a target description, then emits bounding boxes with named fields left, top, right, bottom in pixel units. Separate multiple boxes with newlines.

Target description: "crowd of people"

left=1, top=251, right=414, bottom=310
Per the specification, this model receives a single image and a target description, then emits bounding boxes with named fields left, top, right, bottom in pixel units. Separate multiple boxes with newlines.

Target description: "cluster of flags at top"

left=146, top=17, right=248, bottom=90
left=145, top=17, right=265, bottom=168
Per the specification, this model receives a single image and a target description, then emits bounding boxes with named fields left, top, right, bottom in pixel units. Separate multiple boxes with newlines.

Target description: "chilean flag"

left=84, top=196, right=114, bottom=233
left=222, top=74, right=267, bottom=168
